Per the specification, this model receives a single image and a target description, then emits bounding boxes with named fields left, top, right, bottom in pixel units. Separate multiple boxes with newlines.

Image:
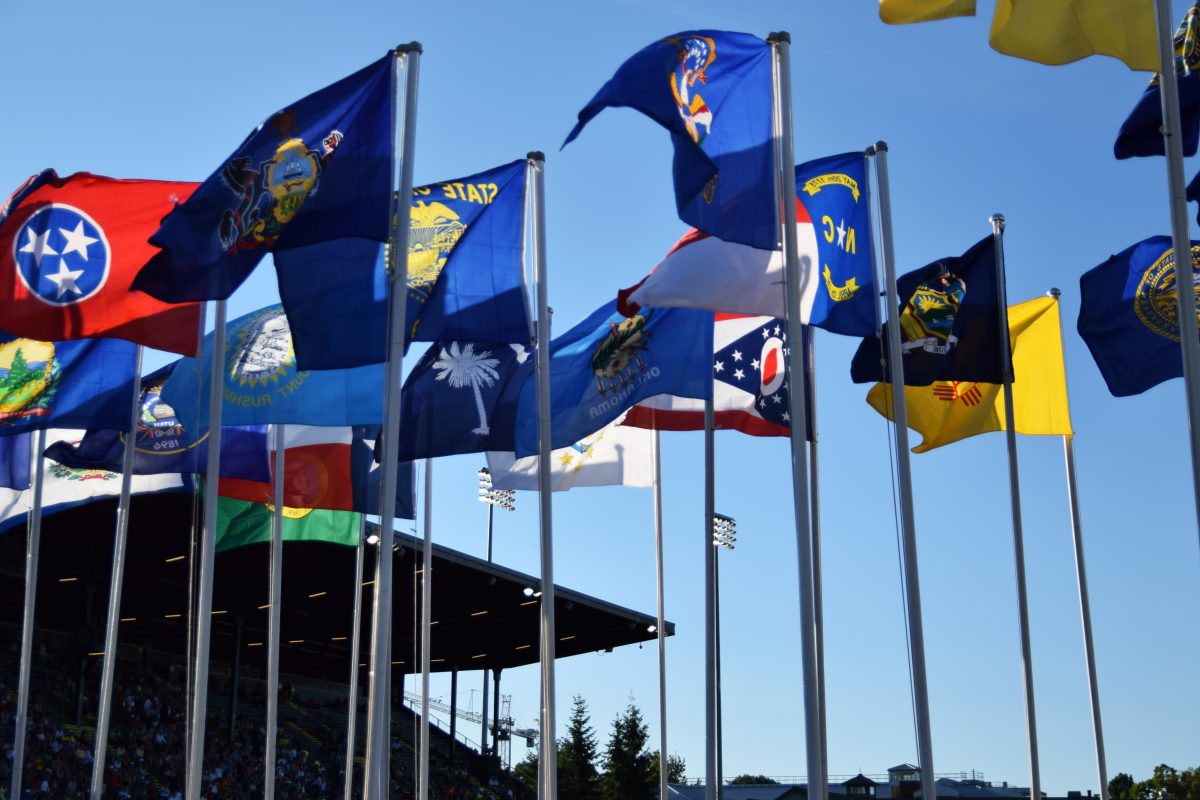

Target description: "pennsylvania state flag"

left=278, top=160, right=530, bottom=370
left=851, top=236, right=1007, bottom=386
left=564, top=31, right=776, bottom=250
left=1078, top=235, right=1200, bottom=397
left=1115, top=3, right=1200, bottom=159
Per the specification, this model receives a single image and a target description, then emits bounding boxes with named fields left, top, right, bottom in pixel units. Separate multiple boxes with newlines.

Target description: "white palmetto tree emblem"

left=433, top=342, right=502, bottom=435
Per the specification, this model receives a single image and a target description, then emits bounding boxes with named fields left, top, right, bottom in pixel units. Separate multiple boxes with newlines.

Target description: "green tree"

left=730, top=774, right=778, bottom=785
left=647, top=752, right=687, bottom=786
left=1144, top=764, right=1186, bottom=798
left=559, top=696, right=601, bottom=800
left=600, top=700, right=653, bottom=800
left=513, top=750, right=539, bottom=792
left=1108, top=772, right=1136, bottom=798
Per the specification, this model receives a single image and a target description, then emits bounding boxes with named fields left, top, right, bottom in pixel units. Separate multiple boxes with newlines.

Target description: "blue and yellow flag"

left=564, top=31, right=776, bottom=250
left=1115, top=3, right=1200, bottom=159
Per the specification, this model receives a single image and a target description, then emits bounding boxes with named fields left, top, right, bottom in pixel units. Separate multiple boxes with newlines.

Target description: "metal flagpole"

left=766, top=31, right=823, bottom=800
left=703, top=399, right=716, bottom=800
left=10, top=428, right=47, bottom=800
left=653, top=429, right=669, bottom=800
left=364, top=43, right=420, bottom=800
left=528, top=150, right=558, bottom=800
left=1153, top=0, right=1200, bottom=527
left=186, top=298, right=228, bottom=800
left=806, top=331, right=829, bottom=800
left=990, top=215, right=1042, bottom=800
left=344, top=519, right=367, bottom=800
left=419, top=459, right=434, bottom=800
left=1047, top=288, right=1110, bottom=800
left=265, top=425, right=286, bottom=800
left=868, top=142, right=937, bottom=800
left=90, top=347, right=145, bottom=800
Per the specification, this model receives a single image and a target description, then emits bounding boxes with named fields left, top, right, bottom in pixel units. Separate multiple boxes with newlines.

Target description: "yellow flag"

left=880, top=0, right=976, bottom=24
left=989, top=0, right=1159, bottom=72
left=866, top=296, right=1073, bottom=453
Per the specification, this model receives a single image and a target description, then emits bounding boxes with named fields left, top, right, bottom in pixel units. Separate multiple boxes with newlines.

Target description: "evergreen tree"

left=2, top=348, right=31, bottom=390
left=647, top=752, right=687, bottom=786
left=600, top=700, right=653, bottom=800
left=559, top=695, right=601, bottom=800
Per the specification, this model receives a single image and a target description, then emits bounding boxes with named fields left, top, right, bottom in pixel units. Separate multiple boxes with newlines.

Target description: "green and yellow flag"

left=989, top=0, right=1158, bottom=71
left=867, top=296, right=1072, bottom=453
left=880, top=0, right=976, bottom=24
left=214, top=495, right=361, bottom=553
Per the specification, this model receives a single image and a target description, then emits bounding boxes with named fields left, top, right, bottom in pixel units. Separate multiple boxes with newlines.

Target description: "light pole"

left=477, top=468, right=515, bottom=759
left=711, top=513, right=736, bottom=800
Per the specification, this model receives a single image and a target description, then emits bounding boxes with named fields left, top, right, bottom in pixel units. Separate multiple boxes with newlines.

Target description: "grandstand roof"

left=0, top=492, right=672, bottom=683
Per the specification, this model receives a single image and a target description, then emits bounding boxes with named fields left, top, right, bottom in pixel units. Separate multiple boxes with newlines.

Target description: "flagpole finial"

left=397, top=42, right=423, bottom=54
left=873, top=140, right=889, bottom=153
left=527, top=151, right=546, bottom=163
left=990, top=213, right=1006, bottom=233
left=767, top=31, right=791, bottom=45
left=1048, top=287, right=1062, bottom=299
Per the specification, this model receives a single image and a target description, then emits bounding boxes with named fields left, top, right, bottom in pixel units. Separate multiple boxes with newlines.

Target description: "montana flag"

left=0, top=171, right=202, bottom=354
left=1078, top=235, right=1200, bottom=396
left=866, top=296, right=1072, bottom=452
left=0, top=433, right=31, bottom=490
left=880, top=0, right=975, bottom=24
left=42, top=364, right=269, bottom=481
left=514, top=302, right=713, bottom=457
left=990, top=0, right=1158, bottom=71
left=564, top=32, right=776, bottom=250
left=0, top=334, right=137, bottom=436
left=160, top=304, right=385, bottom=430
left=214, top=497, right=361, bottom=553
left=133, top=52, right=395, bottom=302
left=1115, top=3, right=1200, bottom=159
left=850, top=236, right=1007, bottom=386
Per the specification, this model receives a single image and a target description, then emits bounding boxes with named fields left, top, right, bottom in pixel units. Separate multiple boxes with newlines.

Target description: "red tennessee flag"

left=0, top=171, right=202, bottom=354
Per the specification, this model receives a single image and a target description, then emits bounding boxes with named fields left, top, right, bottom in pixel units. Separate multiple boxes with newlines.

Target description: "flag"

left=619, top=153, right=876, bottom=336
left=397, top=341, right=532, bottom=460
left=879, top=0, right=975, bottom=24
left=563, top=32, right=776, bottom=250
left=624, top=314, right=813, bottom=440
left=351, top=426, right=416, bottom=519
left=1115, top=3, right=1200, bottom=159
left=0, top=430, right=188, bottom=533
left=0, top=171, right=202, bottom=354
left=0, top=433, right=31, bottom=490
left=850, top=236, right=1007, bottom=386
left=214, top=496, right=361, bottom=553
left=220, top=426, right=357, bottom=511
left=160, top=304, right=385, bottom=430
left=133, top=52, right=395, bottom=302
left=277, top=160, right=531, bottom=370
left=486, top=412, right=654, bottom=492
left=42, top=364, right=269, bottom=481
left=514, top=302, right=713, bottom=457
left=0, top=334, right=137, bottom=436
left=990, top=0, right=1158, bottom=71
left=1078, top=235, right=1199, bottom=396
left=866, top=296, right=1072, bottom=452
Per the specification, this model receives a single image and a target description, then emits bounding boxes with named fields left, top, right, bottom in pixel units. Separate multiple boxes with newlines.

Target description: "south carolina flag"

left=0, top=171, right=202, bottom=355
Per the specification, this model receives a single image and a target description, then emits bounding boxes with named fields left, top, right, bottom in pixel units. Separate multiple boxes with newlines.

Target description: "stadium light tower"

left=476, top=467, right=515, bottom=759
left=712, top=513, right=736, bottom=798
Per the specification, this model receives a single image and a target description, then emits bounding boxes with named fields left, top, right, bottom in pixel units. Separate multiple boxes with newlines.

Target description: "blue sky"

left=3, top=1, right=1198, bottom=795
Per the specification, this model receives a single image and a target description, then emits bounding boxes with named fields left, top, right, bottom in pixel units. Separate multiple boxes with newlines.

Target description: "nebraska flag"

left=0, top=171, right=202, bottom=355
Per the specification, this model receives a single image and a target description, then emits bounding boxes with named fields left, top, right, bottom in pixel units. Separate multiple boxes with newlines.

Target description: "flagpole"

left=345, top=519, right=367, bottom=800
left=703, top=397, right=716, bottom=800
left=265, top=424, right=286, bottom=800
left=806, top=330, right=829, bottom=800
left=89, top=346, right=145, bottom=800
left=419, top=458, right=434, bottom=800
left=868, top=141, right=937, bottom=800
left=767, top=31, right=823, bottom=800
left=1048, top=288, right=1110, bottom=800
left=528, top=150, right=558, bottom=800
left=1153, top=0, right=1200, bottom=528
left=989, top=215, right=1042, bottom=800
left=364, top=43, right=421, bottom=800
left=10, top=427, right=47, bottom=800
left=186, top=297, right=227, bottom=800
left=653, top=429, right=669, bottom=800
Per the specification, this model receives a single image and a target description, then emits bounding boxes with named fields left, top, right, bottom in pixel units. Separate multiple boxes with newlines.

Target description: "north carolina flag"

left=0, top=172, right=202, bottom=355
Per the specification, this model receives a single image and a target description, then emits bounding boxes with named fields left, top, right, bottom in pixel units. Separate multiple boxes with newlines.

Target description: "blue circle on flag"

left=12, top=204, right=110, bottom=306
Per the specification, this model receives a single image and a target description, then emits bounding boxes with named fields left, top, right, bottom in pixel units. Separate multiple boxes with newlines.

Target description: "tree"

left=601, top=700, right=653, bottom=800
left=647, top=752, right=687, bottom=786
left=513, top=750, right=538, bottom=792
left=730, top=774, right=778, bottom=785
left=559, top=696, right=601, bottom=800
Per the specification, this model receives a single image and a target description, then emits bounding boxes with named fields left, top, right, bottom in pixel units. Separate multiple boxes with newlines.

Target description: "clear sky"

left=3, top=1, right=1198, bottom=795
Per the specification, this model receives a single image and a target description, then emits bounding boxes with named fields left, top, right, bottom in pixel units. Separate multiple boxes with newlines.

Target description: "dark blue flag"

left=1115, top=3, right=1200, bottom=160
left=42, top=364, right=270, bottom=480
left=796, top=152, right=878, bottom=337
left=0, top=433, right=30, bottom=489
left=514, top=302, right=714, bottom=457
left=850, top=236, right=1007, bottom=386
left=564, top=32, right=776, bottom=250
left=351, top=427, right=415, bottom=520
left=277, top=160, right=531, bottom=370
left=1078, top=235, right=1199, bottom=397
left=395, top=341, right=533, bottom=460
left=133, top=52, right=395, bottom=301
left=0, top=334, right=137, bottom=436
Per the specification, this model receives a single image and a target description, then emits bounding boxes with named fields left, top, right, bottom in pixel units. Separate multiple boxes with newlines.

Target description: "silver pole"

left=869, top=142, right=936, bottom=800
left=265, top=425, right=286, bottom=800
left=419, top=459, right=434, bottom=799
left=90, top=346, right=145, bottom=800
left=482, top=502, right=493, bottom=757
left=806, top=331, right=829, bottom=800
left=990, top=215, right=1042, bottom=800
left=703, top=399, right=716, bottom=800
left=186, top=298, right=227, bottom=800
left=10, top=428, right=47, bottom=800
left=714, top=546, right=723, bottom=799
left=528, top=150, right=558, bottom=800
left=767, top=31, right=823, bottom=800
left=364, top=43, right=420, bottom=800
left=344, top=521, right=366, bottom=800
left=1153, top=0, right=1200, bottom=527
left=653, top=430, right=669, bottom=800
